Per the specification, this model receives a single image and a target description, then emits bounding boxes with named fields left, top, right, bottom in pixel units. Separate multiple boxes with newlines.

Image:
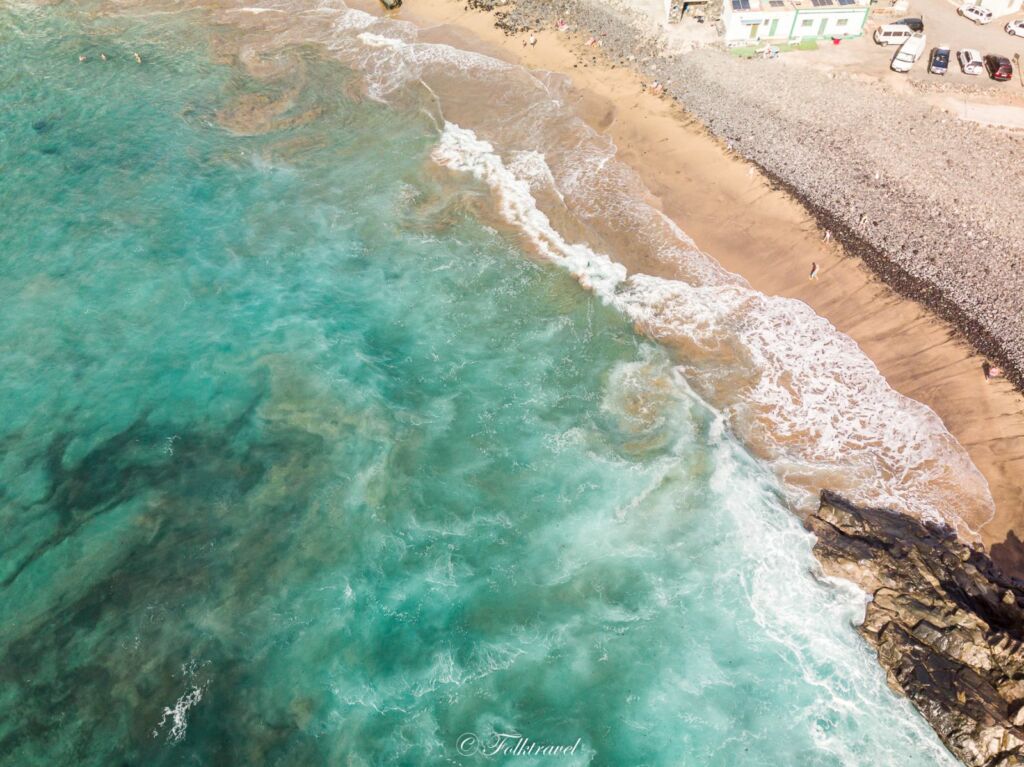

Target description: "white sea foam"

left=320, top=14, right=512, bottom=101
left=218, top=0, right=990, bottom=535
left=707, top=434, right=960, bottom=765
left=508, top=150, right=564, bottom=202
left=618, top=275, right=993, bottom=524
left=229, top=6, right=285, bottom=13
left=431, top=120, right=994, bottom=535
left=434, top=123, right=627, bottom=296
left=152, top=684, right=205, bottom=744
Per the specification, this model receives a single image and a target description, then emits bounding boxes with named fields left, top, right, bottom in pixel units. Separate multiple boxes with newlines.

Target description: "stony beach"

left=470, top=0, right=1024, bottom=391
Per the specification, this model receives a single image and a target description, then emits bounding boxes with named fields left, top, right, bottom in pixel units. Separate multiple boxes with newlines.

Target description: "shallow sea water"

left=0, top=6, right=958, bottom=765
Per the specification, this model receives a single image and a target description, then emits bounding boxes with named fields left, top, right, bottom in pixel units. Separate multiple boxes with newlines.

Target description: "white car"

left=1006, top=19, right=1024, bottom=35
left=959, top=4, right=994, bottom=24
left=892, top=33, right=927, bottom=72
left=958, top=47, right=985, bottom=74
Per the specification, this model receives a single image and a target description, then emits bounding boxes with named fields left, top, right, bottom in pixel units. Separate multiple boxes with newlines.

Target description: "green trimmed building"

left=722, top=0, right=870, bottom=44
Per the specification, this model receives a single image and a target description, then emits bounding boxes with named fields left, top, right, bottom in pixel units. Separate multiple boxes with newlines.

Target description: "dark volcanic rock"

left=809, top=491, right=1024, bottom=767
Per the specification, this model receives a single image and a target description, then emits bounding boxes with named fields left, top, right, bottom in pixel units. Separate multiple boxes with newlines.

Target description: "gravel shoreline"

left=468, top=0, right=1024, bottom=391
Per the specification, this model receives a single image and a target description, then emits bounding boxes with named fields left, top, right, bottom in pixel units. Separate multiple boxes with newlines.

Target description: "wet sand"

left=368, top=0, right=1024, bottom=574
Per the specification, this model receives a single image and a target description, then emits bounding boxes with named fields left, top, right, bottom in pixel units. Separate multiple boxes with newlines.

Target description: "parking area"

left=787, top=0, right=1024, bottom=93
left=898, top=0, right=1023, bottom=83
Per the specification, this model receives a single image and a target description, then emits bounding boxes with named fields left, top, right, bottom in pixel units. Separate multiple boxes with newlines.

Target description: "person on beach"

left=809, top=262, right=819, bottom=280
left=134, top=51, right=142, bottom=64
left=651, top=80, right=663, bottom=97
left=824, top=230, right=832, bottom=242
left=984, top=362, right=1004, bottom=381
left=528, top=34, right=537, bottom=47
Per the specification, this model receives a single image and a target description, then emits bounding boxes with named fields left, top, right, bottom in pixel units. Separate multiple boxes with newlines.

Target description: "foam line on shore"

left=191, top=0, right=996, bottom=534
left=432, top=120, right=993, bottom=535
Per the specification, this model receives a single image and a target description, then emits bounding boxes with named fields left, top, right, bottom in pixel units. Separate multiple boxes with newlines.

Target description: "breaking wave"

left=432, top=121, right=992, bottom=534
left=196, top=0, right=993, bottom=533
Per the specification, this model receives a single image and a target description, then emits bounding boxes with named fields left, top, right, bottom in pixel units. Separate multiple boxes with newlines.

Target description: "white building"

left=722, top=0, right=869, bottom=44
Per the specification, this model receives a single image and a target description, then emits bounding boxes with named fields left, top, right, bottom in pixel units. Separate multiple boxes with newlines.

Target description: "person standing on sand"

left=984, top=362, right=1004, bottom=381
left=809, top=262, right=819, bottom=280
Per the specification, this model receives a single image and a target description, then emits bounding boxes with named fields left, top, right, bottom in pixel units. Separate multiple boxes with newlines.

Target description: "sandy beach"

left=363, top=0, right=1024, bottom=575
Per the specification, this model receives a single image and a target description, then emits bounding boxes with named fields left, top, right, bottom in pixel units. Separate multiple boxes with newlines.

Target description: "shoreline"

left=474, top=0, right=1024, bottom=393
left=372, top=0, right=1024, bottom=575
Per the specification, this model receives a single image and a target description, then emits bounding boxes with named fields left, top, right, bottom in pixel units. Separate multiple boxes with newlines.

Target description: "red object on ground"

left=832, top=37, right=841, bottom=45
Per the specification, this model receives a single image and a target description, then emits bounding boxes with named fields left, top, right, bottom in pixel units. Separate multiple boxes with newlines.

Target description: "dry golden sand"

left=359, top=0, right=1024, bottom=573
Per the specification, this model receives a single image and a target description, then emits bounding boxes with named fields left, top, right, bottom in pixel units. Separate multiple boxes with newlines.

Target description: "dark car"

left=894, top=17, right=925, bottom=32
left=984, top=54, right=1013, bottom=81
left=929, top=46, right=950, bottom=74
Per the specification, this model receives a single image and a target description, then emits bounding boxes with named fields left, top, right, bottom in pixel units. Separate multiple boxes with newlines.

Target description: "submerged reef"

left=810, top=492, right=1024, bottom=767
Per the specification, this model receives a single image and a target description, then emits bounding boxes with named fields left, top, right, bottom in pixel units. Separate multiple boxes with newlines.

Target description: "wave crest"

left=433, top=120, right=993, bottom=535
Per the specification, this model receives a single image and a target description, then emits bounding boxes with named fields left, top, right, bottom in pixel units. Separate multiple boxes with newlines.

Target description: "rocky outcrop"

left=808, top=492, right=1024, bottom=767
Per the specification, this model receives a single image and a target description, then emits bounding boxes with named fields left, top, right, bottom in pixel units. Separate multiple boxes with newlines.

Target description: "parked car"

left=875, top=23, right=915, bottom=45
left=958, top=47, right=985, bottom=74
left=893, top=17, right=925, bottom=32
left=892, top=33, right=927, bottom=72
left=958, top=4, right=994, bottom=24
left=929, top=45, right=951, bottom=74
left=1006, top=19, right=1024, bottom=35
left=984, top=54, right=1014, bottom=80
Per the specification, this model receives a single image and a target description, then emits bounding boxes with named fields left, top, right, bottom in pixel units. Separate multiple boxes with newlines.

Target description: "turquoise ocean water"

left=0, top=5, right=958, bottom=765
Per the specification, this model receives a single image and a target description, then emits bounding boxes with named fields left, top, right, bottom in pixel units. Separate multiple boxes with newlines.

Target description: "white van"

left=891, top=33, right=927, bottom=71
left=874, top=24, right=914, bottom=45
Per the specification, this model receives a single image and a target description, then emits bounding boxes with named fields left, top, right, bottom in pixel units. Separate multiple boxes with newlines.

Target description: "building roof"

left=730, top=0, right=865, bottom=11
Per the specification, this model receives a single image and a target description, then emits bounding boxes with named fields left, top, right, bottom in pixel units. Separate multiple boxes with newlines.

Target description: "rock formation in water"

left=808, top=492, right=1024, bottom=767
